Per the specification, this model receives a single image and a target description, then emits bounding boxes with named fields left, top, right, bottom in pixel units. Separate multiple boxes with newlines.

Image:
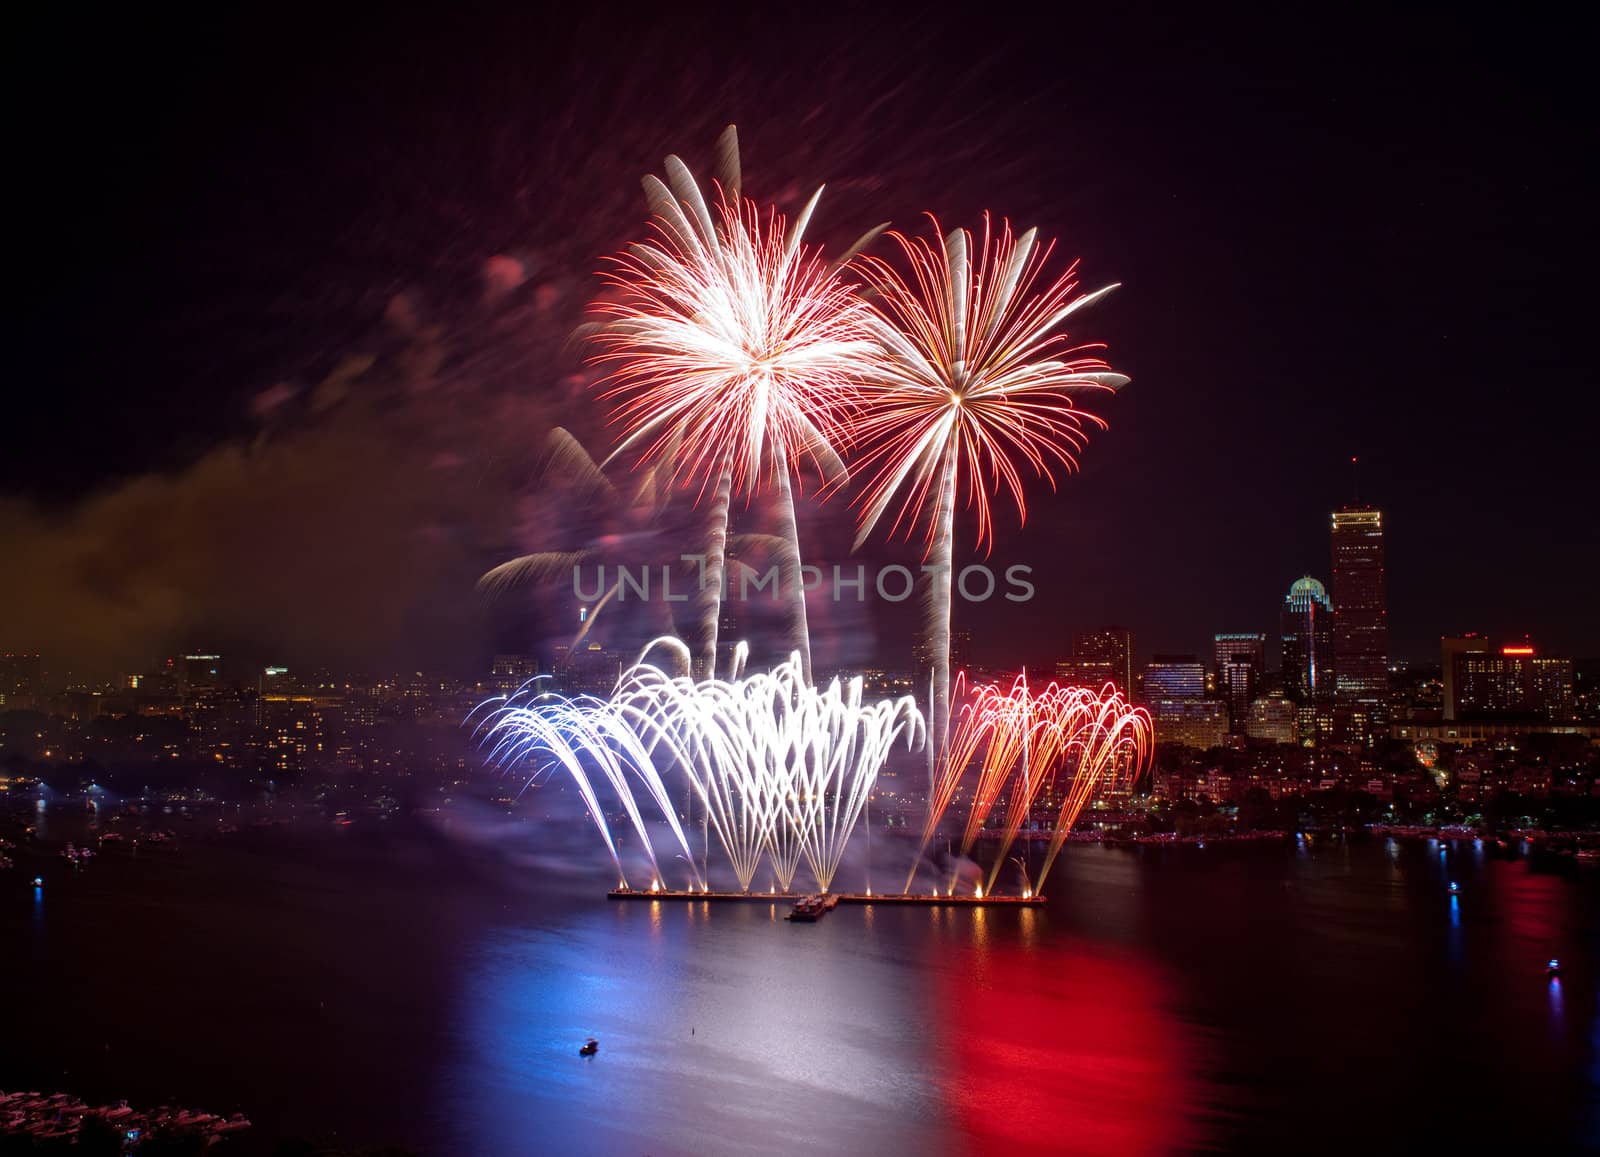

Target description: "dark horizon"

left=9, top=6, right=1597, bottom=674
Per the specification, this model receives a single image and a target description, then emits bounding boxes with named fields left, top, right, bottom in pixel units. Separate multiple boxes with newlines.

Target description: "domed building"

left=1280, top=576, right=1333, bottom=705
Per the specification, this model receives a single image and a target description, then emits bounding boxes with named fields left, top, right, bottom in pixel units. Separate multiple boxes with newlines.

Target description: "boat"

left=579, top=1037, right=599, bottom=1056
left=787, top=895, right=826, bottom=922
left=1547, top=958, right=1562, bottom=979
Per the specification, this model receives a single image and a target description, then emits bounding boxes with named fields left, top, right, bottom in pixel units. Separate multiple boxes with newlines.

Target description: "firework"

left=476, top=683, right=705, bottom=892
left=904, top=674, right=1153, bottom=894
left=592, top=130, right=877, bottom=681
left=482, top=639, right=924, bottom=894
left=848, top=215, right=1128, bottom=754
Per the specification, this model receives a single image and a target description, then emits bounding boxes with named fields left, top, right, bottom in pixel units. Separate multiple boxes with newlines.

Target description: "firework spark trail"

left=592, top=131, right=875, bottom=681
left=489, top=639, right=924, bottom=894
left=958, top=677, right=1039, bottom=858
left=614, top=639, right=923, bottom=891
left=1032, top=687, right=1155, bottom=888
left=982, top=685, right=1078, bottom=869
left=475, top=685, right=705, bottom=891
left=902, top=675, right=1153, bottom=894
left=848, top=215, right=1128, bottom=754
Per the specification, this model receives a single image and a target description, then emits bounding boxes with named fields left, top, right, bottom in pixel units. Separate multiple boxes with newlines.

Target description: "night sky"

left=9, top=6, right=1597, bottom=675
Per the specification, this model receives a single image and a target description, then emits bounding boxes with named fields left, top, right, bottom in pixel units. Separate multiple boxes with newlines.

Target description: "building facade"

left=1331, top=507, right=1388, bottom=745
left=1072, top=627, right=1134, bottom=696
left=1214, top=633, right=1267, bottom=729
left=1441, top=634, right=1490, bottom=721
left=1150, top=698, right=1229, bottom=750
left=1280, top=577, right=1334, bottom=704
left=1142, top=655, right=1206, bottom=700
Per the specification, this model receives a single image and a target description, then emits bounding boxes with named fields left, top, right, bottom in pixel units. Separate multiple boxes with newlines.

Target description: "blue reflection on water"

left=441, top=903, right=952, bottom=1156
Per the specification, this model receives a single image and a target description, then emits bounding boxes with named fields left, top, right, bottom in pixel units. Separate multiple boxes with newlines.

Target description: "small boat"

left=1547, top=958, right=1562, bottom=979
left=787, top=895, right=825, bottom=922
left=1448, top=882, right=1459, bottom=894
left=579, top=1037, right=599, bottom=1056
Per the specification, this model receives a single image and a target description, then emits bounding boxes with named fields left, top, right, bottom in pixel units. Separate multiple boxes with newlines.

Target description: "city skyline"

left=7, top=8, right=1599, bottom=676
left=3, top=9, right=1596, bottom=1155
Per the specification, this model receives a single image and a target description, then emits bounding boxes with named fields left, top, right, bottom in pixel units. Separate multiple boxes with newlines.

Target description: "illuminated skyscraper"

left=1280, top=577, right=1333, bottom=704
left=1072, top=627, right=1134, bottom=695
left=181, top=653, right=222, bottom=696
left=1331, top=506, right=1387, bottom=745
left=1214, top=633, right=1266, bottom=729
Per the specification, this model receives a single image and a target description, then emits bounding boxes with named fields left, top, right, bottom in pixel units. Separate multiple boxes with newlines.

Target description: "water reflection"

left=934, top=937, right=1209, bottom=1155
left=446, top=903, right=950, bottom=1155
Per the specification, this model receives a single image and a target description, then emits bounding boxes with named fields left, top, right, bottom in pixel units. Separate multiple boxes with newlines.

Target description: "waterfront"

left=2, top=815, right=1597, bottom=1154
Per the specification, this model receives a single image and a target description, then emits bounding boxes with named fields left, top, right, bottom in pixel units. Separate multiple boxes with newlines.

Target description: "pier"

left=606, top=888, right=1046, bottom=907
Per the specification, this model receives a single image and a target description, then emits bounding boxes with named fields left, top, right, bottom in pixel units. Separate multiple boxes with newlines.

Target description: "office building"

left=490, top=654, right=539, bottom=694
left=1151, top=698, right=1229, bottom=750
left=1530, top=656, right=1577, bottom=722
left=1441, top=634, right=1490, bottom=721
left=1055, top=657, right=1117, bottom=689
left=1453, top=644, right=1578, bottom=721
left=1072, top=627, right=1135, bottom=695
left=1215, top=633, right=1266, bottom=727
left=1246, top=694, right=1299, bottom=744
left=1280, top=577, right=1334, bottom=704
left=181, top=653, right=223, bottom=695
left=1142, top=655, right=1206, bottom=700
left=1331, top=506, right=1388, bottom=745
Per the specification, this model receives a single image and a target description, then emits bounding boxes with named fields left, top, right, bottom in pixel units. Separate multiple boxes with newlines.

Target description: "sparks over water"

left=848, top=216, right=1127, bottom=756
left=906, top=673, right=1154, bottom=894
left=478, top=639, right=923, bottom=894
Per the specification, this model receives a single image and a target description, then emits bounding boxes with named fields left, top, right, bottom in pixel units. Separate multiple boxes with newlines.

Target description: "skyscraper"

left=1073, top=627, right=1134, bottom=696
left=1214, top=633, right=1266, bottom=729
left=1214, top=633, right=1266, bottom=673
left=1331, top=506, right=1388, bottom=745
left=1279, top=577, right=1333, bottom=704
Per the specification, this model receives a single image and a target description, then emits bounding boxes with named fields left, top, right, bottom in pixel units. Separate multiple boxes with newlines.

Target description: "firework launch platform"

left=607, top=888, right=1046, bottom=907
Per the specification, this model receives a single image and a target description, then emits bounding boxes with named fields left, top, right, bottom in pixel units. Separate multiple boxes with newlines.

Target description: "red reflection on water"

left=1501, top=865, right=1559, bottom=944
left=937, top=939, right=1206, bottom=1156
